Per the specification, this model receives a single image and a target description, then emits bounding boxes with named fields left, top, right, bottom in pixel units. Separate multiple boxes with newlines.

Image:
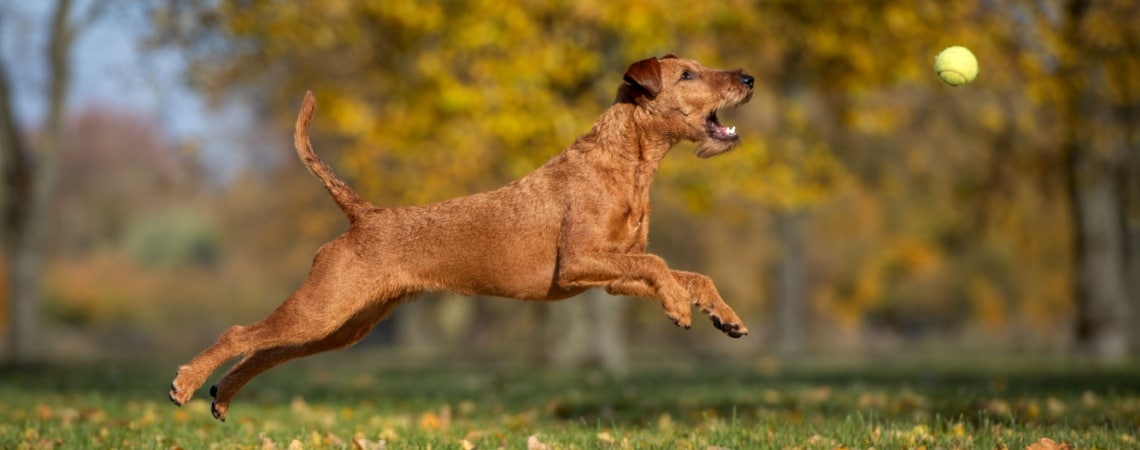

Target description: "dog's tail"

left=294, top=91, right=374, bottom=223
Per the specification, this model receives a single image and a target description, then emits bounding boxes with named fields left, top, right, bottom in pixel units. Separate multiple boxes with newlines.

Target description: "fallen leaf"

left=1025, top=437, right=1071, bottom=450
left=460, top=439, right=476, bottom=450
left=527, top=435, right=549, bottom=450
left=351, top=437, right=386, bottom=450
left=419, top=412, right=442, bottom=431
left=597, top=431, right=615, bottom=444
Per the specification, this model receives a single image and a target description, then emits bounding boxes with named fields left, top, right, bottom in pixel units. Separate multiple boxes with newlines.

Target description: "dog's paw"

left=709, top=314, right=748, bottom=338
left=210, top=400, right=228, bottom=422
left=169, top=365, right=208, bottom=407
left=666, top=313, right=692, bottom=330
left=169, top=380, right=192, bottom=406
left=208, top=384, right=230, bottom=421
left=168, top=383, right=185, bottom=406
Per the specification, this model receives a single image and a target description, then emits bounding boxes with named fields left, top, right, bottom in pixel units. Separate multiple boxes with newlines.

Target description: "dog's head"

left=618, top=54, right=754, bottom=158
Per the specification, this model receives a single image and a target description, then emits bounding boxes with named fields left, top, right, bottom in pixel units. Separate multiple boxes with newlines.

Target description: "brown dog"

left=169, top=54, right=754, bottom=421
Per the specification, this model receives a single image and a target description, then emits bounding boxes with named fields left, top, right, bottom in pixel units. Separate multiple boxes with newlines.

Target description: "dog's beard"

left=694, top=138, right=738, bottom=158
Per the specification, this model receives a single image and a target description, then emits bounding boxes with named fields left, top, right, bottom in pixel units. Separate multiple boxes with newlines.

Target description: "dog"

left=169, top=54, right=754, bottom=421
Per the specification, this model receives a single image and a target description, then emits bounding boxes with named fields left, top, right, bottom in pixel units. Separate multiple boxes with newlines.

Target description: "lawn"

left=2, top=352, right=1138, bottom=449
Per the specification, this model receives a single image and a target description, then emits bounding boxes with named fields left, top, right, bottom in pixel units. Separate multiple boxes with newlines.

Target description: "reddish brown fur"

left=169, top=55, right=755, bottom=421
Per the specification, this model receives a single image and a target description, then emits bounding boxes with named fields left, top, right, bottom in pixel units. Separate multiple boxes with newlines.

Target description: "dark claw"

left=712, top=315, right=746, bottom=337
left=210, top=384, right=218, bottom=398
left=169, top=384, right=182, bottom=406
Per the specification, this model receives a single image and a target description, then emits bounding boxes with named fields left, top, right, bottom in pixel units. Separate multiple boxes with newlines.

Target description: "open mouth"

left=705, top=110, right=739, bottom=141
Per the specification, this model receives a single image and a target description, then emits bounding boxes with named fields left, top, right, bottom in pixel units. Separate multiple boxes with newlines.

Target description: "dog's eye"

left=679, top=70, right=694, bottom=81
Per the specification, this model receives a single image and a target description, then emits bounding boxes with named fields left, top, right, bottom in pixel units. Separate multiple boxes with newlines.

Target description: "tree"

left=1059, top=0, right=1138, bottom=361
left=0, top=0, right=112, bottom=362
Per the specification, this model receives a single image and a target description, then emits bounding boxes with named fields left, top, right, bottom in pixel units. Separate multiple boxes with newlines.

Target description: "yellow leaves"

left=364, top=1, right=444, bottom=34
left=326, top=97, right=377, bottom=136
left=883, top=4, right=919, bottom=36
left=1079, top=7, right=1128, bottom=51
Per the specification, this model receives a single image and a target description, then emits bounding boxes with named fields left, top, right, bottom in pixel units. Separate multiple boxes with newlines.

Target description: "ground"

left=1, top=351, right=1137, bottom=449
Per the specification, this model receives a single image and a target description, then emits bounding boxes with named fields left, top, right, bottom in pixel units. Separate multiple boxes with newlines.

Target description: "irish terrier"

left=169, top=54, right=754, bottom=421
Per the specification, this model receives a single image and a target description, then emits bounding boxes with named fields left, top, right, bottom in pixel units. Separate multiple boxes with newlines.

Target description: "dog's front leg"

left=603, top=271, right=748, bottom=338
left=558, top=253, right=692, bottom=327
left=557, top=253, right=747, bottom=337
left=670, top=270, right=748, bottom=337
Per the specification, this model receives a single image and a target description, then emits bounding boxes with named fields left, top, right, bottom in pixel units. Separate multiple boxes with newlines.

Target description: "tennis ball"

left=933, top=46, right=978, bottom=86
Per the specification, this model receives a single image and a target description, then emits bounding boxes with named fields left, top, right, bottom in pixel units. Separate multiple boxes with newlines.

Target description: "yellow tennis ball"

left=934, top=46, right=978, bottom=86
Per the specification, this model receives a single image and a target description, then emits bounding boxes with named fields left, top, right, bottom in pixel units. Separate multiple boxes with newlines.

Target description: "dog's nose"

left=739, top=74, right=755, bottom=89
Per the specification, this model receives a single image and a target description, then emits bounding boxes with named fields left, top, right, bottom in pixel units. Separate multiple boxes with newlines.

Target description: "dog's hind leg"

left=206, top=295, right=410, bottom=421
left=169, top=238, right=394, bottom=407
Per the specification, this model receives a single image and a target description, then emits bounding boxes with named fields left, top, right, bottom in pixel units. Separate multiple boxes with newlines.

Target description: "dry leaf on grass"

left=1026, top=437, right=1071, bottom=450
left=527, top=435, right=549, bottom=450
left=352, top=437, right=386, bottom=450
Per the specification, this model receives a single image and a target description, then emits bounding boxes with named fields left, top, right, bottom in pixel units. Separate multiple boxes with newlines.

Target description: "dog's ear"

left=623, top=57, right=663, bottom=99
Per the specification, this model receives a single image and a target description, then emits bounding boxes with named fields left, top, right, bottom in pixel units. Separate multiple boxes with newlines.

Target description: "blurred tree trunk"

left=1129, top=119, right=1140, bottom=356
left=550, top=290, right=628, bottom=376
left=773, top=209, right=807, bottom=356
left=1062, top=0, right=1132, bottom=361
left=0, top=0, right=79, bottom=363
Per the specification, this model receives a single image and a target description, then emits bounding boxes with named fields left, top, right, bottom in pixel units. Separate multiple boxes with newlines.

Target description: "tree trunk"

left=0, top=0, right=74, bottom=363
left=1062, top=0, right=1131, bottom=361
left=1069, top=163, right=1129, bottom=359
left=549, top=289, right=628, bottom=376
left=1127, top=112, right=1140, bottom=356
left=773, top=209, right=807, bottom=357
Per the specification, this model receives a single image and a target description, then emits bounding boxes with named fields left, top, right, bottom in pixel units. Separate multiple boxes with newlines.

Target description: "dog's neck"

left=569, top=102, right=675, bottom=181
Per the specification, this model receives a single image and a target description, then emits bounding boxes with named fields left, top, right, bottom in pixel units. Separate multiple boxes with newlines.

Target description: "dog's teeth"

left=728, top=126, right=736, bottom=134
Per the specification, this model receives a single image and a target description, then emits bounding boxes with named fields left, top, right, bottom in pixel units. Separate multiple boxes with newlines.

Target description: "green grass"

left=2, top=353, right=1139, bottom=449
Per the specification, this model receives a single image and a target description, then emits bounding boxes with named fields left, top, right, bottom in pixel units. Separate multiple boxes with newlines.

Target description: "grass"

left=2, top=352, right=1139, bottom=449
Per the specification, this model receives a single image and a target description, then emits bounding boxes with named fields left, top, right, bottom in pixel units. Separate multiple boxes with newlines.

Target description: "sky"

left=2, top=0, right=254, bottom=180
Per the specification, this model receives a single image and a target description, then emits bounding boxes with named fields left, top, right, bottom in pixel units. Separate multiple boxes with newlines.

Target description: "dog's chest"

left=606, top=197, right=650, bottom=251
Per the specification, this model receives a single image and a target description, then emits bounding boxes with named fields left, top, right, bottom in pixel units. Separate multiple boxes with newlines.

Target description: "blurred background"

left=0, top=0, right=1136, bottom=373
